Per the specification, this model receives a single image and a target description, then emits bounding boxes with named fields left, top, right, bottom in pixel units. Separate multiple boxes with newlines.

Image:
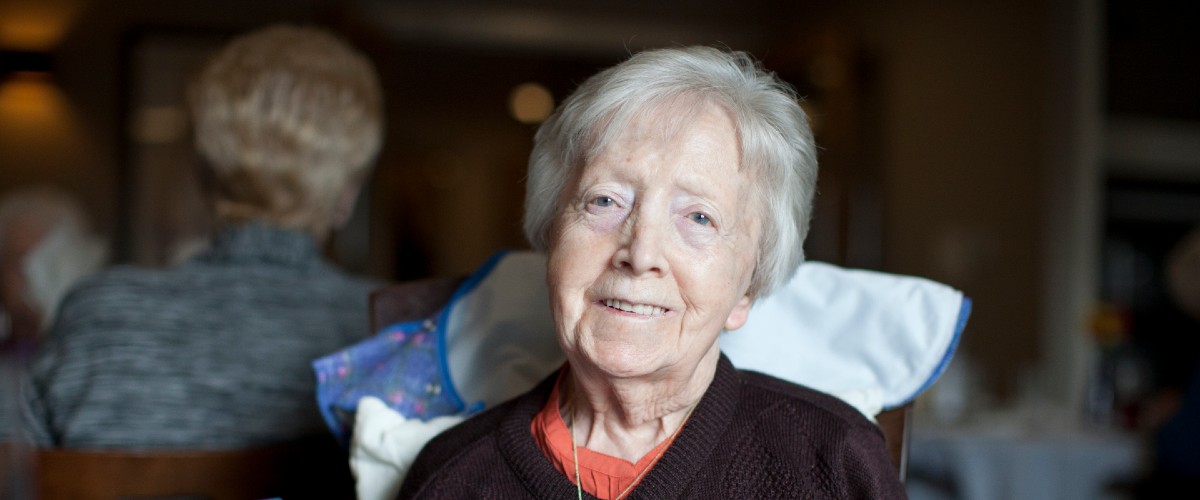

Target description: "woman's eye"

left=688, top=212, right=712, bottom=226
left=591, top=196, right=616, bottom=207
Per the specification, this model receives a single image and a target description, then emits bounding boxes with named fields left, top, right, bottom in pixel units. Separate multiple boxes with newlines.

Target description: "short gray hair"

left=523, top=46, right=818, bottom=297
left=188, top=25, right=383, bottom=235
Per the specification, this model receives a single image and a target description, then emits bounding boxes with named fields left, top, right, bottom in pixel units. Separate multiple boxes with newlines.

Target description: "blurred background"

left=2, top=0, right=1197, bottom=497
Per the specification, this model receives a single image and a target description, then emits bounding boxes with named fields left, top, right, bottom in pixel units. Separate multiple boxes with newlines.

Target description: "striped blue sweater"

left=22, top=223, right=378, bottom=449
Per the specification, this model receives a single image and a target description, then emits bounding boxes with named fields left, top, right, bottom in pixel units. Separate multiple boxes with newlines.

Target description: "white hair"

left=523, top=46, right=818, bottom=297
left=188, top=25, right=384, bottom=236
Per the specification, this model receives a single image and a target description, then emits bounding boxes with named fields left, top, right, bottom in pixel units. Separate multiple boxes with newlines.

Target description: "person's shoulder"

left=735, top=369, right=880, bottom=433
left=398, top=400, right=516, bottom=497
left=727, top=370, right=905, bottom=498
left=72, top=263, right=163, bottom=286
left=401, top=373, right=559, bottom=498
left=56, top=265, right=172, bottom=311
left=48, top=262, right=216, bottom=337
left=421, top=400, right=509, bottom=454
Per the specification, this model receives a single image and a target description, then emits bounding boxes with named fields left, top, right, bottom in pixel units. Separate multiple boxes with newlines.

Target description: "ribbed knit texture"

left=398, top=354, right=907, bottom=499
left=21, top=223, right=379, bottom=449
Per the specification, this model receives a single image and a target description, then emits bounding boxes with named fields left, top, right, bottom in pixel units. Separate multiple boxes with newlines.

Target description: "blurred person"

left=0, top=186, right=106, bottom=499
left=1, top=184, right=107, bottom=435
left=0, top=185, right=106, bottom=348
left=399, top=46, right=905, bottom=499
left=21, top=24, right=385, bottom=449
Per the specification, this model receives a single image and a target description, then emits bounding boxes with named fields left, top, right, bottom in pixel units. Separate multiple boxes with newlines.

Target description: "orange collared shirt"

left=530, top=370, right=678, bottom=500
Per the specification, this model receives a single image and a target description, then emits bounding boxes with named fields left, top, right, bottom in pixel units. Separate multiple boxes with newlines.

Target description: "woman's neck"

left=561, top=347, right=718, bottom=462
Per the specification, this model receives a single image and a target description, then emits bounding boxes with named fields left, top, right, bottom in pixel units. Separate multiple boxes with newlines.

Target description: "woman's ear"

left=723, top=294, right=754, bottom=331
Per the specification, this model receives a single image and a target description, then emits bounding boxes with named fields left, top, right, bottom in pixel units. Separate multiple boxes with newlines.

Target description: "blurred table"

left=905, top=420, right=1145, bottom=500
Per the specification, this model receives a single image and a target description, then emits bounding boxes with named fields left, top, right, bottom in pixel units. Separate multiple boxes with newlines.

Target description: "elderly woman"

left=22, top=25, right=383, bottom=449
left=399, top=47, right=904, bottom=499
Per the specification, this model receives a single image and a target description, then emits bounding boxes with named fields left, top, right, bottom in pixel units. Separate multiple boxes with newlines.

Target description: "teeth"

left=604, top=299, right=665, bottom=316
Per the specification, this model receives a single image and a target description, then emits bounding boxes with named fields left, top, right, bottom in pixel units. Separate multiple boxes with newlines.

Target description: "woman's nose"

left=612, top=212, right=669, bottom=277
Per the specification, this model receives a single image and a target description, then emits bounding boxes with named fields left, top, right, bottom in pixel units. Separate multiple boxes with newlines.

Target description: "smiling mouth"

left=603, top=298, right=667, bottom=317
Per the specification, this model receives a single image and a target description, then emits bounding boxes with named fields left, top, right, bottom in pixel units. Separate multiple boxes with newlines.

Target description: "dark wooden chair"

left=369, top=277, right=912, bottom=480
left=369, top=276, right=465, bottom=334
left=32, top=436, right=354, bottom=500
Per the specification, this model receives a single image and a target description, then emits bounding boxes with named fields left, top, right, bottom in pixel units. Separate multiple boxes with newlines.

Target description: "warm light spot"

left=0, top=0, right=86, bottom=50
left=0, top=74, right=87, bottom=176
left=0, top=23, right=61, bottom=51
left=508, top=82, right=554, bottom=124
left=0, top=75, right=60, bottom=123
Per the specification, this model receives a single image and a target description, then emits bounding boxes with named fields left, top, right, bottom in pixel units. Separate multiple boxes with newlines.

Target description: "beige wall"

left=851, top=0, right=1052, bottom=399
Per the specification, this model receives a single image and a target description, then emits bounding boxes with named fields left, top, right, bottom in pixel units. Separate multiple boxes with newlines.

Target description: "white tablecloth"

left=906, top=424, right=1145, bottom=500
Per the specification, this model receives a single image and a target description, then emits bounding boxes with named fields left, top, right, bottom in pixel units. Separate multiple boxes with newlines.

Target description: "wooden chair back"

left=875, top=404, right=910, bottom=480
left=369, top=277, right=910, bottom=480
left=369, top=276, right=465, bottom=333
left=32, top=436, right=354, bottom=500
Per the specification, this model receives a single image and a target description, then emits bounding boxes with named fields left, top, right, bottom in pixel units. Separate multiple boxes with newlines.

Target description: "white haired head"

left=523, top=46, right=818, bottom=297
left=188, top=25, right=384, bottom=237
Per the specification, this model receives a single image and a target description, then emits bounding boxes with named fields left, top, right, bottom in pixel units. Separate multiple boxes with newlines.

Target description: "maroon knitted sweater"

left=398, top=354, right=907, bottom=499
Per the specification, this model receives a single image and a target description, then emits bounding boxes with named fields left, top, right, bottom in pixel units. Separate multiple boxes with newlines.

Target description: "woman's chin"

left=581, top=346, right=670, bottom=380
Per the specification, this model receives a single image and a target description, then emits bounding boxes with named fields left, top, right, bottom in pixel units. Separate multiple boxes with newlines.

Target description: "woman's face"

left=547, top=104, right=760, bottom=380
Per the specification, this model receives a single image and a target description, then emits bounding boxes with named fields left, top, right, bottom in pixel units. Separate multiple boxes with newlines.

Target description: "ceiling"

left=346, top=0, right=820, bottom=57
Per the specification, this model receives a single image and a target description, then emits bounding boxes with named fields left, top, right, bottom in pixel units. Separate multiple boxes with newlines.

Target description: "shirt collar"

left=196, top=222, right=322, bottom=268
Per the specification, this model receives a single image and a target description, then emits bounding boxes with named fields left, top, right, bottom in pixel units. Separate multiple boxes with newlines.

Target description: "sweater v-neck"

left=499, top=355, right=741, bottom=499
left=531, top=367, right=680, bottom=499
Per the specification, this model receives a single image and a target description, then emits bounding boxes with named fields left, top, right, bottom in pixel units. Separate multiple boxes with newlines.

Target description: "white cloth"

left=444, top=252, right=563, bottom=408
left=350, top=396, right=465, bottom=500
left=722, top=261, right=968, bottom=417
left=22, top=224, right=107, bottom=331
left=351, top=250, right=969, bottom=499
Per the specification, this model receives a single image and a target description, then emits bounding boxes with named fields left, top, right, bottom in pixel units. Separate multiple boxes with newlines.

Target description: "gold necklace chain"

left=569, top=403, right=697, bottom=500
left=572, top=432, right=583, bottom=500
